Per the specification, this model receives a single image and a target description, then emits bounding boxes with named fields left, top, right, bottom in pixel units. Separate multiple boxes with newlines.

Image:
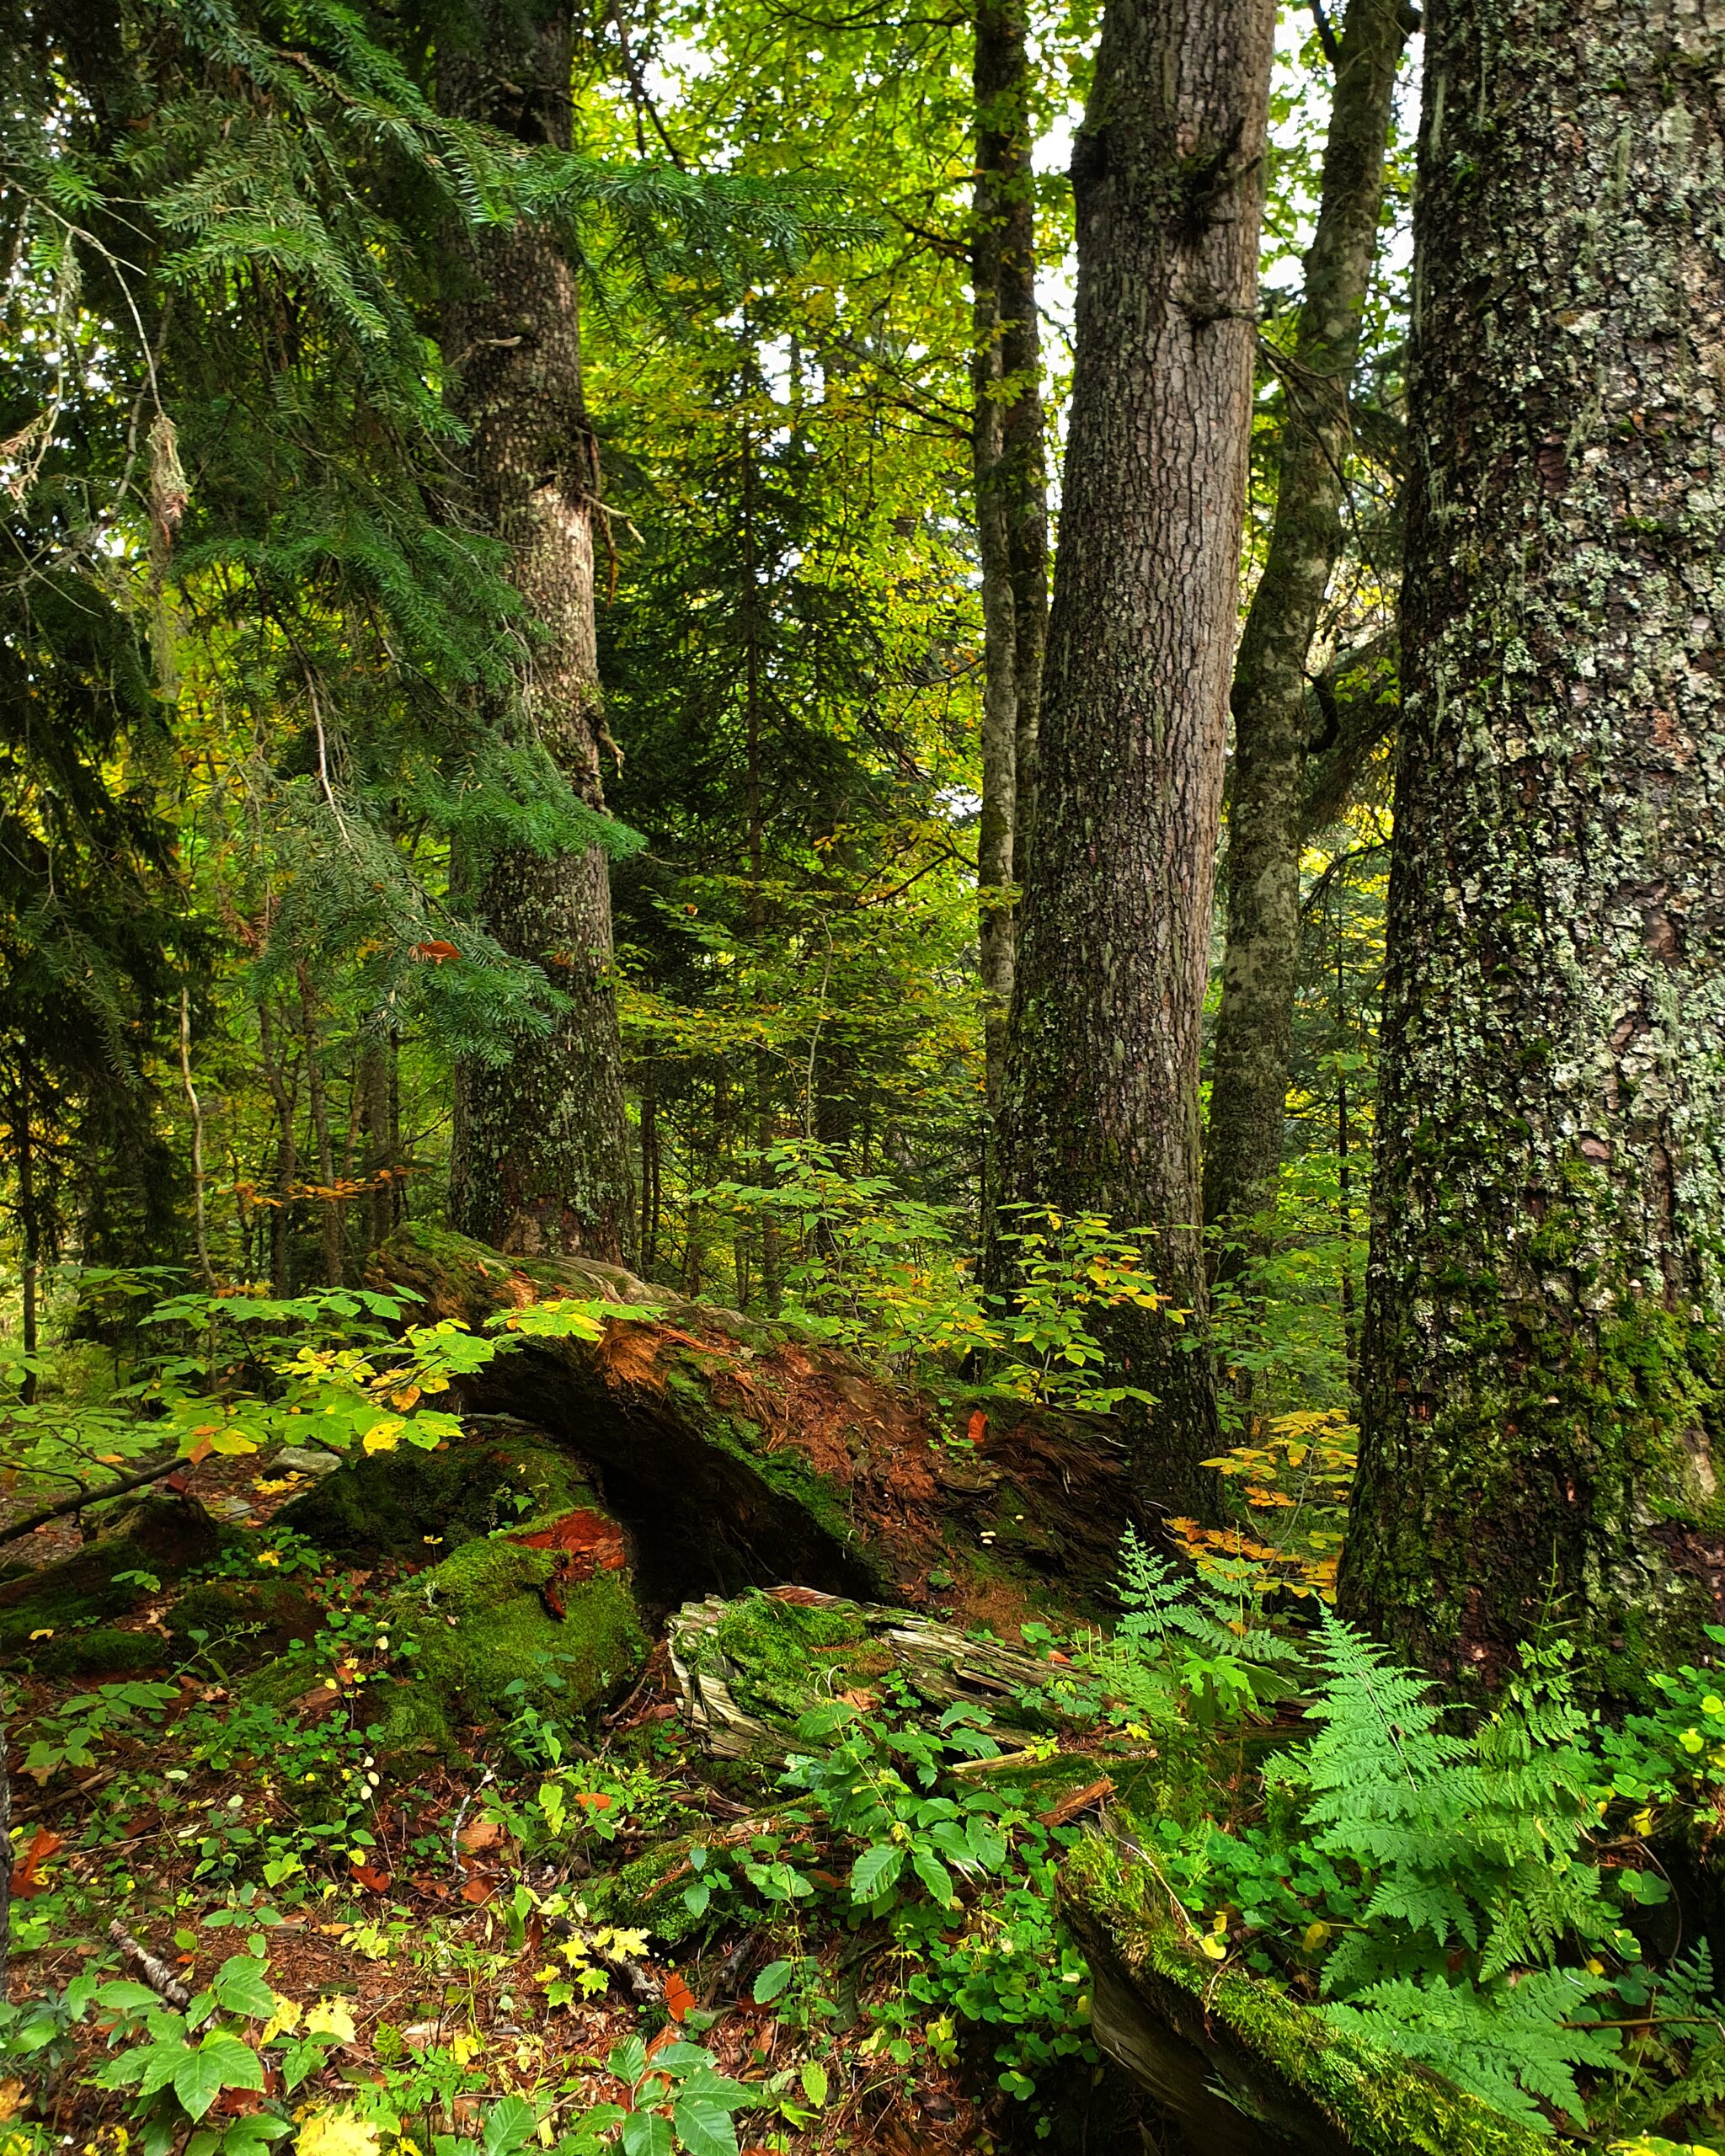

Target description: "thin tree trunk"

left=178, top=983, right=215, bottom=1289
left=296, top=964, right=344, bottom=1289
left=15, top=1068, right=36, bottom=1407
left=1203, top=0, right=1407, bottom=1269
left=1342, top=0, right=1725, bottom=1685
left=442, top=1, right=633, bottom=1264
left=995, top=0, right=1276, bottom=1515
left=973, top=0, right=1048, bottom=1116
left=258, top=1001, right=296, bottom=1297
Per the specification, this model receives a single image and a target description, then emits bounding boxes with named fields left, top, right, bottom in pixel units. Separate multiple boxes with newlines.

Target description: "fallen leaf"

left=0, top=2078, right=25, bottom=2122
left=349, top=1857, right=392, bottom=1893
left=665, top=1971, right=697, bottom=2023
left=10, top=1828, right=62, bottom=1897
left=460, top=1878, right=496, bottom=1905
left=457, top=1817, right=502, bottom=1853
left=966, top=1408, right=988, bottom=1446
left=410, top=941, right=462, bottom=964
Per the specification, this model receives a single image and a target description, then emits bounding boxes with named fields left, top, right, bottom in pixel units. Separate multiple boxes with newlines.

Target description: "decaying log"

left=665, top=1584, right=1062, bottom=1757
left=372, top=1222, right=1136, bottom=1625
left=1060, top=1834, right=1545, bottom=2156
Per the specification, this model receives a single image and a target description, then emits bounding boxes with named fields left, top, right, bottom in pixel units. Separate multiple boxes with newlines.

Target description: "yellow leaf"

left=362, top=1417, right=405, bottom=1455
left=296, top=2109, right=379, bottom=2156
left=1198, top=1935, right=1227, bottom=1961
left=259, top=1993, right=303, bottom=2045
left=449, top=2031, right=480, bottom=2066
left=305, top=1999, right=357, bottom=2044
left=28, top=1629, right=52, bottom=1641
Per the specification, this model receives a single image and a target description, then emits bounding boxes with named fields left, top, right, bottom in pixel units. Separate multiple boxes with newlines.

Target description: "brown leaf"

left=664, top=1971, right=697, bottom=2023
left=411, top=941, right=462, bottom=964
left=10, top=1828, right=62, bottom=1897
left=459, top=1878, right=496, bottom=1905
left=456, top=1817, right=502, bottom=1853
left=350, top=1857, right=393, bottom=1894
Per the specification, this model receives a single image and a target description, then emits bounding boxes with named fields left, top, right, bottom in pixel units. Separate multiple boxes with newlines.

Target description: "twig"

left=0, top=1454, right=187, bottom=1547
left=448, top=1765, right=496, bottom=1879
left=109, top=1919, right=191, bottom=2009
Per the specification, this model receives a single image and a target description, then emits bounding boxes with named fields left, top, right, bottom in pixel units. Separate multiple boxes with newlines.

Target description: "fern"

left=1323, top=1969, right=1619, bottom=2130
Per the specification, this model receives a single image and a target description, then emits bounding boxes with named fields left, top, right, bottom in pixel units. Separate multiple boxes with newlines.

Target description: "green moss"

left=583, top=1833, right=708, bottom=1945
left=31, top=1627, right=167, bottom=1678
left=1064, top=1835, right=1546, bottom=2156
left=371, top=1529, right=647, bottom=1762
left=705, top=1591, right=884, bottom=1721
left=279, top=1433, right=593, bottom=1566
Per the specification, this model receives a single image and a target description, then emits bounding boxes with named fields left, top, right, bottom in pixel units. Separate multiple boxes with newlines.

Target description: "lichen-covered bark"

left=973, top=0, right=1049, bottom=1116
left=1343, top=0, right=1725, bottom=1684
left=1204, top=0, right=1407, bottom=1263
left=996, top=0, right=1276, bottom=1511
left=441, top=1, right=633, bottom=1263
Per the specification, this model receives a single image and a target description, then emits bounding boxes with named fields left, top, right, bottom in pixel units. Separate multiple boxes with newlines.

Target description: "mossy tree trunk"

left=1343, top=0, right=1725, bottom=1683
left=1203, top=0, right=1407, bottom=1273
left=994, top=0, right=1276, bottom=1513
left=973, top=0, right=1049, bottom=1119
left=441, top=0, right=633, bottom=1264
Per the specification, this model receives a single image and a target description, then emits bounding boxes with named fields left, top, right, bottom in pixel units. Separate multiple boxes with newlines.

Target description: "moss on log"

left=371, top=1221, right=1133, bottom=1624
left=1061, top=1835, right=1546, bottom=2156
left=666, top=1584, right=1066, bottom=1758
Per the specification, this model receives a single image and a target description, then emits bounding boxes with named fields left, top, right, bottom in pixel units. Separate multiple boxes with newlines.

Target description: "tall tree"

left=1202, top=0, right=1407, bottom=1267
left=972, top=0, right=1048, bottom=1115
left=1343, top=0, right=1725, bottom=1682
left=442, top=0, right=635, bottom=1262
left=995, top=0, right=1277, bottom=1510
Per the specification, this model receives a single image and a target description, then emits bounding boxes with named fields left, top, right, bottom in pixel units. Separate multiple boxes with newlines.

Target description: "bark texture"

left=442, top=1, right=633, bottom=1262
left=1343, top=0, right=1725, bottom=1684
left=973, top=0, right=1049, bottom=1112
left=1204, top=0, right=1407, bottom=1262
left=996, top=0, right=1276, bottom=1512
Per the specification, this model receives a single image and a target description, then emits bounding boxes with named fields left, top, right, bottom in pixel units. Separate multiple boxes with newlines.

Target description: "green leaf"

left=482, top=2093, right=539, bottom=2155
left=849, top=1844, right=903, bottom=1903
left=610, top=2036, right=649, bottom=2089
left=620, top=2111, right=672, bottom=2156
left=800, top=2062, right=829, bottom=2108
left=909, top=1845, right=954, bottom=1906
left=752, top=1960, right=793, bottom=2004
left=672, top=2094, right=740, bottom=2156
left=214, top=1954, right=278, bottom=2020
left=174, top=2031, right=264, bottom=2120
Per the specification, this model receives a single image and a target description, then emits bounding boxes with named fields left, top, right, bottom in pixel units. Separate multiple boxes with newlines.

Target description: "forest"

left=0, top=0, right=1721, bottom=2149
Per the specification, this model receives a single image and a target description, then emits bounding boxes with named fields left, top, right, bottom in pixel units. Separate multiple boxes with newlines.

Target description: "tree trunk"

left=972, top=0, right=1048, bottom=1116
left=1342, top=0, right=1725, bottom=1686
left=296, top=963, right=344, bottom=1289
left=995, top=0, right=1276, bottom=1513
left=1203, top=0, right=1407, bottom=1270
left=442, top=0, right=634, bottom=1264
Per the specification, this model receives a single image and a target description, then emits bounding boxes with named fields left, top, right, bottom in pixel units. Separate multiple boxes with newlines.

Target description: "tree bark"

left=995, top=0, right=1276, bottom=1513
left=971, top=0, right=1048, bottom=1116
left=442, top=0, right=634, bottom=1264
left=1342, top=0, right=1725, bottom=1686
left=1203, top=0, right=1407, bottom=1269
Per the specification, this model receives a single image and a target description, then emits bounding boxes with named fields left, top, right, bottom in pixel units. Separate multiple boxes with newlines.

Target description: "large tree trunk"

left=972, top=0, right=1049, bottom=1117
left=442, top=0, right=633, bottom=1263
left=994, top=0, right=1276, bottom=1513
left=1342, top=0, right=1725, bottom=1684
left=1202, top=0, right=1407, bottom=1270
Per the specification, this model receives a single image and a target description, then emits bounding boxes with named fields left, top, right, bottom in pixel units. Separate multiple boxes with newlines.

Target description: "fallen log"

left=370, top=1222, right=1137, bottom=1628
left=1060, top=1832, right=1546, bottom=2156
